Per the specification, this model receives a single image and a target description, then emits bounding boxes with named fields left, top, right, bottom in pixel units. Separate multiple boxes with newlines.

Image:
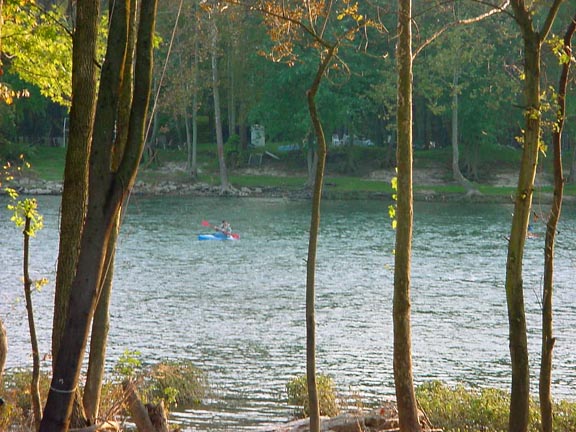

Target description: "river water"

left=1, top=195, right=575, bottom=431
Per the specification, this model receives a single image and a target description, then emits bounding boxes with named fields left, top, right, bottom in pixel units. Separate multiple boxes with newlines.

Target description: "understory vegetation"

left=0, top=356, right=208, bottom=431
left=285, top=376, right=576, bottom=432
left=4, top=141, right=575, bottom=200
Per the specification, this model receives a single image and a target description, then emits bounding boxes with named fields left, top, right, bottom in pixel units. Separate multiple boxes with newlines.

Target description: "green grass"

left=9, top=144, right=576, bottom=199
left=27, top=146, right=66, bottom=181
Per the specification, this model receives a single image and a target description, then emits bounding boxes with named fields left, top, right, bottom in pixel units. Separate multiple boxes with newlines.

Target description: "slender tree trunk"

left=82, top=220, right=116, bottom=423
left=184, top=105, right=194, bottom=175
left=227, top=47, right=236, bottom=138
left=23, top=216, right=42, bottom=430
left=451, top=70, right=479, bottom=196
left=188, top=28, right=200, bottom=177
left=507, top=3, right=563, bottom=431
left=304, top=46, right=336, bottom=432
left=210, top=19, right=229, bottom=191
left=539, top=16, right=574, bottom=432
left=0, top=320, right=6, bottom=386
left=0, top=0, right=5, bottom=389
left=394, top=1, right=421, bottom=431
left=568, top=139, right=576, bottom=184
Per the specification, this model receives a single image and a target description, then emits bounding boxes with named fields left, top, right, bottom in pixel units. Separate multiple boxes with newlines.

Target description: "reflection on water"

left=1, top=195, right=575, bottom=431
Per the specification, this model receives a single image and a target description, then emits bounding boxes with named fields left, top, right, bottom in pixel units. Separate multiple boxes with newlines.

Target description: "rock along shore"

left=8, top=176, right=563, bottom=204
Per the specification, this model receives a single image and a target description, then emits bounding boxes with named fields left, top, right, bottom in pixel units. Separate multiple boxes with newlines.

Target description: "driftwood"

left=70, top=420, right=120, bottom=432
left=256, top=402, right=442, bottom=432
left=122, top=380, right=169, bottom=432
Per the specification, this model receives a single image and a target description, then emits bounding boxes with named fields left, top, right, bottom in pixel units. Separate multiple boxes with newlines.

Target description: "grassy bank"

left=11, top=144, right=576, bottom=201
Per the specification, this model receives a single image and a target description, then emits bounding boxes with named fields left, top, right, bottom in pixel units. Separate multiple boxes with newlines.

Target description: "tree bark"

left=52, top=0, right=99, bottom=366
left=539, top=15, right=575, bottom=432
left=451, top=69, right=479, bottom=196
left=82, top=222, right=115, bottom=423
left=122, top=381, right=156, bottom=432
left=23, top=216, right=42, bottom=430
left=0, top=319, right=6, bottom=386
left=210, top=18, right=229, bottom=192
left=40, top=1, right=157, bottom=430
left=305, top=45, right=335, bottom=432
left=0, top=0, right=6, bottom=392
left=394, top=1, right=422, bottom=431
left=507, top=3, right=563, bottom=432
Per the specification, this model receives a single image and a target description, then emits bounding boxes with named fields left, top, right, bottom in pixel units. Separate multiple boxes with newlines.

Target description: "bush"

left=143, top=360, right=208, bottom=408
left=286, top=374, right=340, bottom=419
left=416, top=381, right=576, bottom=432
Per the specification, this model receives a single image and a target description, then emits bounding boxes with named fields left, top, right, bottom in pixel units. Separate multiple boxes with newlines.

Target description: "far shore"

left=9, top=175, right=570, bottom=205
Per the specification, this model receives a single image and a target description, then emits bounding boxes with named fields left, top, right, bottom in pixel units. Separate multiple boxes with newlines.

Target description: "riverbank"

left=9, top=160, right=571, bottom=204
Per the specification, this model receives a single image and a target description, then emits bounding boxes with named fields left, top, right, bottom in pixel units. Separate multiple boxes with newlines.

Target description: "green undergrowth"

left=0, top=357, right=208, bottom=431
left=284, top=377, right=576, bottom=432
left=286, top=374, right=340, bottom=419
left=416, top=381, right=576, bottom=432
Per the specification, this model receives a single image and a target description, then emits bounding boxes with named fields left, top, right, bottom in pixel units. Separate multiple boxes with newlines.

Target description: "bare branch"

left=413, top=0, right=510, bottom=59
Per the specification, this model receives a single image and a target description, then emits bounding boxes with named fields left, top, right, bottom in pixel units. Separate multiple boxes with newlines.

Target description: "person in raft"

left=216, top=220, right=232, bottom=236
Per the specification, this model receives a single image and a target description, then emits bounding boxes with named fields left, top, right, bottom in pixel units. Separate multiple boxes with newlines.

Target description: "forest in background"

left=1, top=0, right=576, bottom=185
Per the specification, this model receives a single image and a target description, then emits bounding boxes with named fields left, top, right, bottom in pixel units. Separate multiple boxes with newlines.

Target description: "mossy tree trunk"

left=394, top=1, right=421, bottom=431
left=539, top=14, right=574, bottom=432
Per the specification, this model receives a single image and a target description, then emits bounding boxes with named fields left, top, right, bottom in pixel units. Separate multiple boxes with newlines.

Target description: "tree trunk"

left=539, top=15, right=574, bottom=432
left=305, top=46, right=335, bottom=432
left=227, top=46, right=236, bottom=139
left=23, top=216, right=42, bottom=430
left=82, top=220, right=116, bottom=423
left=568, top=138, right=576, bottom=184
left=52, top=0, right=98, bottom=367
left=0, top=319, right=6, bottom=386
left=40, top=1, right=157, bottom=430
left=187, top=33, right=200, bottom=177
left=394, top=1, right=422, bottom=431
left=210, top=18, right=229, bottom=192
left=507, top=3, right=562, bottom=431
left=0, top=0, right=6, bottom=391
left=451, top=69, right=479, bottom=196
left=82, top=3, right=137, bottom=421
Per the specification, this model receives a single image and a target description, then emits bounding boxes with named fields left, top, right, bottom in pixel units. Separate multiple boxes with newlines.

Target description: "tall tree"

left=40, top=0, right=158, bottom=430
left=394, top=0, right=421, bottom=430
left=506, top=2, right=563, bottom=432
left=539, top=15, right=575, bottom=432
left=50, top=1, right=98, bottom=426
left=209, top=10, right=230, bottom=191
left=254, top=2, right=374, bottom=430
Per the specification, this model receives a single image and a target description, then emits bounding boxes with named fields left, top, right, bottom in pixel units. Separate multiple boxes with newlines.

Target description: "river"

left=1, top=195, right=575, bottom=431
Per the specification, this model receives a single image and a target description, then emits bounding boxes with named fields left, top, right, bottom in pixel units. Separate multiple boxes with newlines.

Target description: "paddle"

left=201, top=220, right=240, bottom=239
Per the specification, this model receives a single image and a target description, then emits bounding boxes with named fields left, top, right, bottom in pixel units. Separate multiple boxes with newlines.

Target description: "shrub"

left=416, top=381, right=576, bottom=432
left=286, top=374, right=340, bottom=419
left=143, top=360, right=208, bottom=409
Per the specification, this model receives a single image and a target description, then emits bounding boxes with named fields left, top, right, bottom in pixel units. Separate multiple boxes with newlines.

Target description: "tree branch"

left=414, top=0, right=510, bottom=59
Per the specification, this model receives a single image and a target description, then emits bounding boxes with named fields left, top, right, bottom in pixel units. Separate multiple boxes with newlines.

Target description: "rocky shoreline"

left=9, top=176, right=563, bottom=204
